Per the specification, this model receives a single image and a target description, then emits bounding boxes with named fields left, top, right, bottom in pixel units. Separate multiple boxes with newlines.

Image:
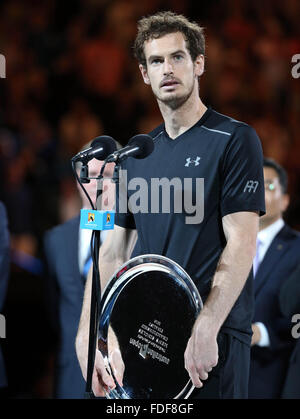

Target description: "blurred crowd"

left=0, top=0, right=300, bottom=397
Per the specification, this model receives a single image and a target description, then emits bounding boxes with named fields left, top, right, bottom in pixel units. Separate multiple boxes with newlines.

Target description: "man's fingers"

left=100, top=365, right=115, bottom=388
left=185, top=358, right=203, bottom=388
left=111, top=363, right=124, bottom=387
left=188, top=367, right=203, bottom=388
left=93, top=351, right=115, bottom=396
left=211, top=357, right=218, bottom=368
left=110, top=349, right=125, bottom=387
left=92, top=372, right=106, bottom=397
left=198, top=369, right=208, bottom=381
left=185, top=357, right=213, bottom=387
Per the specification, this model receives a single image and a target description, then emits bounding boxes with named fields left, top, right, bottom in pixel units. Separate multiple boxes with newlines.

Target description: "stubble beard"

left=155, top=80, right=195, bottom=111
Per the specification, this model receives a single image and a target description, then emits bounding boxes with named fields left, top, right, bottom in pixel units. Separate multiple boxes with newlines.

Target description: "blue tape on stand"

left=80, top=209, right=115, bottom=230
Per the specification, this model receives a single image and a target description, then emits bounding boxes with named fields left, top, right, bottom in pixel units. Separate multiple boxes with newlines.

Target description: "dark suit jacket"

left=0, top=201, right=10, bottom=388
left=249, top=224, right=300, bottom=398
left=44, top=216, right=86, bottom=398
left=279, top=262, right=300, bottom=398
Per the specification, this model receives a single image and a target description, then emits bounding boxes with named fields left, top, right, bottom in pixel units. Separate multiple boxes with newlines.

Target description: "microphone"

left=106, top=134, right=154, bottom=163
left=71, top=136, right=117, bottom=163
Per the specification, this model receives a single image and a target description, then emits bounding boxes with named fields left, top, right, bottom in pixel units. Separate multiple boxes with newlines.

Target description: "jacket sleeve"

left=280, top=262, right=300, bottom=318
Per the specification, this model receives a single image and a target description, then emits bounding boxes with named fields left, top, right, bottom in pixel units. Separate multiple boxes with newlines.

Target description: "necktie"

left=253, top=238, right=262, bottom=277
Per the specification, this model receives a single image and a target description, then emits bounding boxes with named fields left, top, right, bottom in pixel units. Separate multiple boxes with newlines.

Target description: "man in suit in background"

left=0, top=201, right=10, bottom=396
left=279, top=262, right=300, bottom=398
left=249, top=158, right=300, bottom=398
left=43, top=148, right=116, bottom=398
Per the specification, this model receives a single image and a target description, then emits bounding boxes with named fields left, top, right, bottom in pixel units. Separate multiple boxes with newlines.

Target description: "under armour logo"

left=243, top=180, right=259, bottom=193
left=185, top=156, right=201, bottom=167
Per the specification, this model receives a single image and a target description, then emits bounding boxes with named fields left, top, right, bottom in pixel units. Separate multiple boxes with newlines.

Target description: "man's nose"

left=163, top=58, right=174, bottom=75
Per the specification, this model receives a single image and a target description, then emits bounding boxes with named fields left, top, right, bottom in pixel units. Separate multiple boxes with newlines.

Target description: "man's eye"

left=151, top=58, right=162, bottom=64
left=174, top=55, right=183, bottom=61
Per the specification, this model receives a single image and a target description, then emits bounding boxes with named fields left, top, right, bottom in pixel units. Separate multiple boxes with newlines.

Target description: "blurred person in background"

left=43, top=140, right=117, bottom=398
left=249, top=158, right=300, bottom=398
left=279, top=261, right=300, bottom=399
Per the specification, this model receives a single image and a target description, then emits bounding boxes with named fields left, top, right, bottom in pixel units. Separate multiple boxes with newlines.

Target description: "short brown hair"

left=133, top=11, right=205, bottom=67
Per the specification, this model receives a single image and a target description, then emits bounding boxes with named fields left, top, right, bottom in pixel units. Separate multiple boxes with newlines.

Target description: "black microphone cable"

left=71, top=160, right=95, bottom=210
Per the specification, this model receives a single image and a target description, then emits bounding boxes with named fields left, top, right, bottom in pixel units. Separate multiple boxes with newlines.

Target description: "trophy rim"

left=98, top=254, right=203, bottom=399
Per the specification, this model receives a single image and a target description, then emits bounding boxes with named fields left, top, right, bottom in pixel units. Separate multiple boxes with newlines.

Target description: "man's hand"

left=184, top=320, right=218, bottom=388
left=76, top=342, right=125, bottom=398
left=76, top=345, right=115, bottom=397
left=91, top=350, right=116, bottom=397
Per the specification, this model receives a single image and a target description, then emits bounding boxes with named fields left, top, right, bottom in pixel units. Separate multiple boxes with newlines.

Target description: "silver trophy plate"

left=98, top=254, right=202, bottom=399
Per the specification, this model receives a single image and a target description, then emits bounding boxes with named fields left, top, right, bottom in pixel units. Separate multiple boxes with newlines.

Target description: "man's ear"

left=194, top=54, right=205, bottom=77
left=139, top=64, right=151, bottom=85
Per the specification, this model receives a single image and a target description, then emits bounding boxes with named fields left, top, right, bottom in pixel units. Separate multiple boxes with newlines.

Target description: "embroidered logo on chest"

left=185, top=156, right=201, bottom=167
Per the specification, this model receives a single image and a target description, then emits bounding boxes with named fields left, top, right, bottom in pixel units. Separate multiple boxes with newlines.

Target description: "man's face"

left=77, top=158, right=115, bottom=210
left=139, top=32, right=204, bottom=109
left=262, top=167, right=289, bottom=226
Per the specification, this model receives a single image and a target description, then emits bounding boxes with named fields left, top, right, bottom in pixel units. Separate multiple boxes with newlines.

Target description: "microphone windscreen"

left=128, top=134, right=154, bottom=159
left=91, top=136, right=117, bottom=160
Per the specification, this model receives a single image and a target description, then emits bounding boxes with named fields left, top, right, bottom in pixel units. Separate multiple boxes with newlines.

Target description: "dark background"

left=0, top=0, right=299, bottom=398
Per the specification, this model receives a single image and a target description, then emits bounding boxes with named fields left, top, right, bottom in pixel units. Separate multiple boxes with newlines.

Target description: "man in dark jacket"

left=249, top=158, right=300, bottom=398
left=279, top=262, right=300, bottom=398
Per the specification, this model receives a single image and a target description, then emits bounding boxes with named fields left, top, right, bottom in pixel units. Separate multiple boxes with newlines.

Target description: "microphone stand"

left=84, top=159, right=120, bottom=399
left=85, top=236, right=101, bottom=398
